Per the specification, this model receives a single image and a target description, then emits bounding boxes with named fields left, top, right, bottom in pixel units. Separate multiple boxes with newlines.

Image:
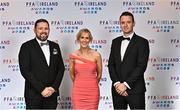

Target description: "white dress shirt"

left=36, top=38, right=50, bottom=66
left=114, top=32, right=134, bottom=89
left=121, top=33, right=133, bottom=61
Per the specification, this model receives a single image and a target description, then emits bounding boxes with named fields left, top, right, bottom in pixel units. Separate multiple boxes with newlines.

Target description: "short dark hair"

left=34, top=19, right=49, bottom=28
left=119, top=11, right=134, bottom=23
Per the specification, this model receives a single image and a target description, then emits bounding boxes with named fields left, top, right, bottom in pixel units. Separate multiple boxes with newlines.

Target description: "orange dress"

left=70, top=54, right=100, bottom=109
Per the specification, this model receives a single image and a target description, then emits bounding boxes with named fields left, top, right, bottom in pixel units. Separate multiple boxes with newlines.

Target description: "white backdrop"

left=0, top=0, right=180, bottom=109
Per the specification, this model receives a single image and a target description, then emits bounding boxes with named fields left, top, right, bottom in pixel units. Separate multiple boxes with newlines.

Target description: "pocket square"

left=53, top=48, right=58, bottom=55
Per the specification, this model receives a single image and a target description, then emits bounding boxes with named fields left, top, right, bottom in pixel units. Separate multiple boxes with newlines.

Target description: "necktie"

left=40, top=42, right=49, bottom=46
left=122, top=37, right=130, bottom=41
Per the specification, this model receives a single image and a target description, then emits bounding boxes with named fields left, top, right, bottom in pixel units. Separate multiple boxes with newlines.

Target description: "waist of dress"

left=73, top=78, right=99, bottom=87
left=75, top=75, right=97, bottom=80
left=75, top=73, right=97, bottom=79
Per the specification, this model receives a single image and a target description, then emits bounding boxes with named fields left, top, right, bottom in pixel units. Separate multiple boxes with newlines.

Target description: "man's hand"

left=41, top=87, right=55, bottom=97
left=121, top=91, right=128, bottom=96
left=115, top=83, right=127, bottom=95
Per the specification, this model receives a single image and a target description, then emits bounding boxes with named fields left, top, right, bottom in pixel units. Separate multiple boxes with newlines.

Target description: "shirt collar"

left=123, top=32, right=134, bottom=40
left=36, top=38, right=48, bottom=45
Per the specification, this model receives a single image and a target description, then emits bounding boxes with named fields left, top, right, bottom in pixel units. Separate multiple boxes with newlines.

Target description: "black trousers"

left=25, top=96, right=57, bottom=109
left=112, top=87, right=145, bottom=110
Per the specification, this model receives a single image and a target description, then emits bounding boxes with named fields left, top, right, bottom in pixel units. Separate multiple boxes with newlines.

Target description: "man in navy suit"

left=108, top=11, right=149, bottom=109
left=18, top=19, right=65, bottom=109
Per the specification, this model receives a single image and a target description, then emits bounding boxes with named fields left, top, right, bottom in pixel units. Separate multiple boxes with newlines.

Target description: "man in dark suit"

left=108, top=11, right=150, bottom=109
left=18, top=19, right=65, bottom=109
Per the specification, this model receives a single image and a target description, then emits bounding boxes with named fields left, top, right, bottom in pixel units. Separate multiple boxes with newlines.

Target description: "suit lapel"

left=32, top=39, right=49, bottom=67
left=49, top=41, right=53, bottom=67
left=123, top=34, right=136, bottom=62
left=116, top=37, right=123, bottom=62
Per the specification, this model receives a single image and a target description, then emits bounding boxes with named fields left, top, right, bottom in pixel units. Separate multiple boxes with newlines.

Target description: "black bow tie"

left=40, top=42, right=49, bottom=46
left=122, top=37, right=130, bottom=41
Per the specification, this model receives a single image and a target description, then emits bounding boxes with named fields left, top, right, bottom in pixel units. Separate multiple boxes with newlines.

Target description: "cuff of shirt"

left=113, top=81, right=120, bottom=87
left=123, top=82, right=131, bottom=89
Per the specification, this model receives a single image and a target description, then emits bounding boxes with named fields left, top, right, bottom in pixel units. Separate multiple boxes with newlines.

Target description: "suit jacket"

left=108, top=33, right=149, bottom=94
left=18, top=38, right=65, bottom=99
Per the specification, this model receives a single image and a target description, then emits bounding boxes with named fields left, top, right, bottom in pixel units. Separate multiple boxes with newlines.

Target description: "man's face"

left=34, top=22, right=50, bottom=41
left=120, top=15, right=135, bottom=35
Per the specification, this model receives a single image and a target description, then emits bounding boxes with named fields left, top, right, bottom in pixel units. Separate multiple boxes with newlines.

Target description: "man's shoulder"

left=21, top=38, right=35, bottom=46
left=112, top=36, right=122, bottom=42
left=48, top=41, right=61, bottom=50
left=48, top=40, right=59, bottom=47
left=134, top=34, right=148, bottom=42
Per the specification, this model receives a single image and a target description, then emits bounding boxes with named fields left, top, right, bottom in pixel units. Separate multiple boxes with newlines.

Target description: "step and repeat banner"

left=0, top=0, right=180, bottom=109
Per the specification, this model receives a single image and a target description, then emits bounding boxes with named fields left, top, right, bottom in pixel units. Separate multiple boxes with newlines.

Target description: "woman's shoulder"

left=70, top=50, right=79, bottom=55
left=69, top=50, right=79, bottom=58
left=90, top=49, right=101, bottom=58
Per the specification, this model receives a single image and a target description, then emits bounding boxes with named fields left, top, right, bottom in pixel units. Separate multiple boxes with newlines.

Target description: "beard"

left=36, top=32, right=48, bottom=41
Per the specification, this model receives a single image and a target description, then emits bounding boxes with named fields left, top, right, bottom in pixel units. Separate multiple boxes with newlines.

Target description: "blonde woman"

left=69, top=28, right=102, bottom=109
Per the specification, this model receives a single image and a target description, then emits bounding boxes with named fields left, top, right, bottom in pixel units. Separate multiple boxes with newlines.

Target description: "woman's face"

left=78, top=32, right=91, bottom=48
